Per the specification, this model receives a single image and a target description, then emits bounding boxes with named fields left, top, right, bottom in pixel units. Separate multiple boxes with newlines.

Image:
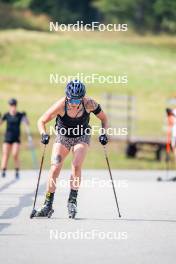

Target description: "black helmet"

left=8, top=98, right=17, bottom=106
left=65, top=80, right=86, bottom=99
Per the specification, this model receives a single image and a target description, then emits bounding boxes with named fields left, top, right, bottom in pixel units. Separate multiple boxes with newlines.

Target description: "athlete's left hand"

left=99, top=134, right=108, bottom=145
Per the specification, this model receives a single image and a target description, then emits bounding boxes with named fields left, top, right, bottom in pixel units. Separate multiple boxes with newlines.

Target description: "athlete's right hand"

left=41, top=133, right=50, bottom=145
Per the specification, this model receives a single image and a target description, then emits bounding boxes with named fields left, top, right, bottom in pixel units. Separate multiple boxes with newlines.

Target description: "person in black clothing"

left=35, top=80, right=109, bottom=218
left=0, top=98, right=28, bottom=178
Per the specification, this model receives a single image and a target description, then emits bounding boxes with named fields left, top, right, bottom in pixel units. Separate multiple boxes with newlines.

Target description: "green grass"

left=0, top=29, right=176, bottom=169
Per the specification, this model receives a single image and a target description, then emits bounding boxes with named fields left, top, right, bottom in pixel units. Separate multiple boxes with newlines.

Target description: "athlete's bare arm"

left=96, top=111, right=108, bottom=131
left=38, top=97, right=65, bottom=135
left=84, top=97, right=108, bottom=131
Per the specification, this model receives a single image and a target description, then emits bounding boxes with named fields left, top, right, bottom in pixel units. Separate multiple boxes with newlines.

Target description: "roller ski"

left=30, top=204, right=54, bottom=218
left=157, top=176, right=176, bottom=182
left=67, top=189, right=78, bottom=219
left=30, top=191, right=55, bottom=218
left=67, top=201, right=77, bottom=219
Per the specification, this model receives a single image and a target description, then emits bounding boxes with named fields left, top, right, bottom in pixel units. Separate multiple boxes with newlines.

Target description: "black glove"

left=166, top=108, right=172, bottom=116
left=99, top=134, right=108, bottom=145
left=41, top=133, right=50, bottom=145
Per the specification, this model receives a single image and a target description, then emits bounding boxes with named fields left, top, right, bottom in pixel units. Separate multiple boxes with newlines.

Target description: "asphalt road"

left=0, top=170, right=176, bottom=264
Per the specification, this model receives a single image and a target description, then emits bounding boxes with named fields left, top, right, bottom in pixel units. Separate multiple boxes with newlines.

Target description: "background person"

left=166, top=108, right=176, bottom=161
left=0, top=98, right=29, bottom=179
left=171, top=108, right=176, bottom=162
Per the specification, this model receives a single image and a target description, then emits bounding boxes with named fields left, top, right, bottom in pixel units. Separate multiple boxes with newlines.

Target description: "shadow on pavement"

left=0, top=183, right=45, bottom=220
left=0, top=223, right=11, bottom=232
left=0, top=179, right=17, bottom=192
left=0, top=181, right=45, bottom=238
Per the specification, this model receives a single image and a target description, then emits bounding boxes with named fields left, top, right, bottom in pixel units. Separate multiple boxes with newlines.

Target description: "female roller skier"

left=0, top=99, right=28, bottom=179
left=35, top=80, right=109, bottom=218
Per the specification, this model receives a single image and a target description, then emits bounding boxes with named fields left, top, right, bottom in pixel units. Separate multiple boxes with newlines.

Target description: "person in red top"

left=166, top=108, right=176, bottom=162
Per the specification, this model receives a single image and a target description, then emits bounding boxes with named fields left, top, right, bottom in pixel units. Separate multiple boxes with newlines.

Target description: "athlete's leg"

left=12, top=143, right=20, bottom=169
left=35, top=142, right=70, bottom=217
left=47, top=142, right=70, bottom=193
left=70, top=143, right=89, bottom=190
left=67, top=143, right=89, bottom=218
left=1, top=143, right=12, bottom=176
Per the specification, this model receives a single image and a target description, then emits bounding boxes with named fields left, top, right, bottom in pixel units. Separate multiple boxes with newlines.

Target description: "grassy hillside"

left=0, top=29, right=176, bottom=169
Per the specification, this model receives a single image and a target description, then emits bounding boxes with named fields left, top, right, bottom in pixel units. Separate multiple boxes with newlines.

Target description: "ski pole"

left=103, top=146, right=121, bottom=218
left=30, top=144, right=46, bottom=218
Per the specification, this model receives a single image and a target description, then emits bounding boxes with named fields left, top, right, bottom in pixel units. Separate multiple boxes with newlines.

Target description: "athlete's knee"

left=51, top=154, right=63, bottom=167
left=50, top=165, right=61, bottom=178
left=2, top=152, right=9, bottom=158
left=12, top=153, right=18, bottom=160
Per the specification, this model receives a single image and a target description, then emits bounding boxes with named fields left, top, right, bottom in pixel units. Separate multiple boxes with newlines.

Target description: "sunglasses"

left=68, top=99, right=82, bottom=105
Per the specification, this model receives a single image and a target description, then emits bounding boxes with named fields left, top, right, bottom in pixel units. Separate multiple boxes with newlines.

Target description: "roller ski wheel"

left=69, top=211, right=76, bottom=219
left=67, top=202, right=77, bottom=219
left=157, top=177, right=162, bottom=181
left=47, top=209, right=54, bottom=218
left=30, top=209, right=37, bottom=219
left=32, top=204, right=54, bottom=218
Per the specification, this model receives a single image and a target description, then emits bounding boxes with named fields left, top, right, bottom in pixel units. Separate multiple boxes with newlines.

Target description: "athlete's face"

left=9, top=104, right=17, bottom=114
left=68, top=98, right=82, bottom=108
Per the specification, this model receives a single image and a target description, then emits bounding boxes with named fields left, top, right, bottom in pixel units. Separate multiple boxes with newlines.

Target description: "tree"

left=29, top=0, right=98, bottom=23
left=154, top=0, right=176, bottom=32
left=92, top=0, right=176, bottom=33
